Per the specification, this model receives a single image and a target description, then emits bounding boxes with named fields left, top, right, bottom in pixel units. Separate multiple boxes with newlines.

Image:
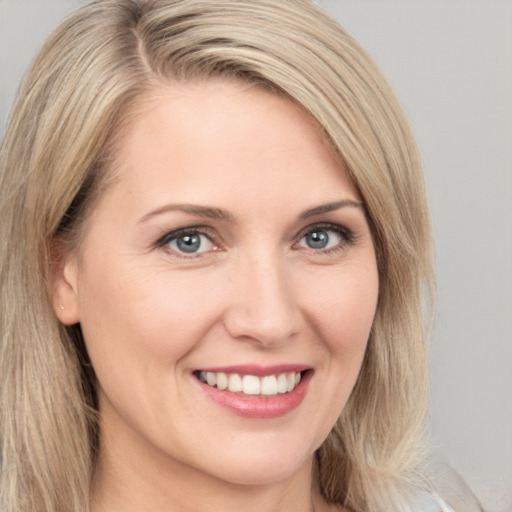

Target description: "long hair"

left=0, top=1, right=434, bottom=511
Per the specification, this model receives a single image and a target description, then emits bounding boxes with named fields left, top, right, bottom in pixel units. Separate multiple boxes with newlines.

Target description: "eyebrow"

left=299, top=199, right=364, bottom=219
left=139, top=204, right=234, bottom=224
left=139, top=199, right=363, bottom=224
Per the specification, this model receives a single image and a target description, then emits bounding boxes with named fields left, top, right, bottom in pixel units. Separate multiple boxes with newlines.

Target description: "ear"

left=49, top=242, right=81, bottom=325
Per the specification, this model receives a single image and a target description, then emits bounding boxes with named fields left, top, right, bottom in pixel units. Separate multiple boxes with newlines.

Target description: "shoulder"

left=414, top=489, right=457, bottom=512
left=416, top=459, right=484, bottom=512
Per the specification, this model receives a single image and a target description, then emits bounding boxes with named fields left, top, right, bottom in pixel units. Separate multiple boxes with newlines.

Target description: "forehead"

left=99, top=79, right=359, bottom=220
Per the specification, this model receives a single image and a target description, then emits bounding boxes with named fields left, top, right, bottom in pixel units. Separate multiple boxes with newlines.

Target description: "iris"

left=305, top=230, right=330, bottom=249
left=177, top=234, right=202, bottom=253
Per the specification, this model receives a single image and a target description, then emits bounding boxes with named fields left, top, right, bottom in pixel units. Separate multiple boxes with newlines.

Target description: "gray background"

left=1, top=1, right=511, bottom=511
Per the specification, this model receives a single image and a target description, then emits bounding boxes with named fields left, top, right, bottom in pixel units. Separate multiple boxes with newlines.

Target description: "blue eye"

left=298, top=227, right=346, bottom=251
left=164, top=231, right=215, bottom=254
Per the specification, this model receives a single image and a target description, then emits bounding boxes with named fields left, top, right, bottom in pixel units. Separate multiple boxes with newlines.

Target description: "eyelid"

left=154, top=221, right=355, bottom=258
left=156, top=225, right=222, bottom=256
left=295, top=222, right=353, bottom=242
left=293, top=222, right=354, bottom=252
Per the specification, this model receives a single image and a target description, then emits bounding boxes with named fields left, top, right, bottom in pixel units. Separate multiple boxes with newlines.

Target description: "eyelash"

left=294, top=222, right=354, bottom=254
left=156, top=226, right=219, bottom=258
left=156, top=222, right=354, bottom=258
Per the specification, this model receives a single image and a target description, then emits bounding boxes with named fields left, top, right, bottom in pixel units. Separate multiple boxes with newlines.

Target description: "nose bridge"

left=224, top=246, right=300, bottom=345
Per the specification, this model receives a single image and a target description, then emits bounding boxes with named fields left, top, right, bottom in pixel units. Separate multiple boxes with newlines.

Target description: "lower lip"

left=195, top=371, right=312, bottom=419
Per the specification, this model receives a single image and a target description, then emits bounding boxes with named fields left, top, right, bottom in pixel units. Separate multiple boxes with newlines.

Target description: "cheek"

left=77, top=264, right=225, bottom=370
left=304, top=264, right=379, bottom=355
left=294, top=263, right=378, bottom=443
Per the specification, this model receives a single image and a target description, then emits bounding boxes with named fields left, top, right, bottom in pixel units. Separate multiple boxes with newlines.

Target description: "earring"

left=59, top=305, right=65, bottom=310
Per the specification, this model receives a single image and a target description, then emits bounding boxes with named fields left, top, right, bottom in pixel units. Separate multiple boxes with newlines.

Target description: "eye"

left=160, top=229, right=217, bottom=255
left=296, top=224, right=351, bottom=252
left=299, top=229, right=339, bottom=250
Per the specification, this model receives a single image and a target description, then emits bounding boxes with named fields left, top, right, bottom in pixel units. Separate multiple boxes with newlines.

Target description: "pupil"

left=307, top=230, right=328, bottom=249
left=177, top=234, right=201, bottom=253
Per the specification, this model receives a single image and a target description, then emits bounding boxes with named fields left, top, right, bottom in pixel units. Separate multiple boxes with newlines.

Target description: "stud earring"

left=59, top=305, right=65, bottom=310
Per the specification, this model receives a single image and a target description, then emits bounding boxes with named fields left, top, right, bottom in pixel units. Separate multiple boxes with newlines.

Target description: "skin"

left=52, top=80, right=379, bottom=512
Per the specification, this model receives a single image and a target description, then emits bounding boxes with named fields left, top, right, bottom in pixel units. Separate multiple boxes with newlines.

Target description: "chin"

left=197, top=439, right=315, bottom=487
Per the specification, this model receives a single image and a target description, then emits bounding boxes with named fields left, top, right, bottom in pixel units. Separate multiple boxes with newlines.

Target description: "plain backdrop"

left=1, top=1, right=511, bottom=511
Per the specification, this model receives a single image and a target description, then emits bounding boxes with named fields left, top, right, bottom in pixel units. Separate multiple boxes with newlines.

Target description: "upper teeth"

left=198, top=371, right=302, bottom=396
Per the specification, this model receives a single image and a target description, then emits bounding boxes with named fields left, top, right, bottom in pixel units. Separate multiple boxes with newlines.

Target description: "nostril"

left=222, top=309, right=300, bottom=347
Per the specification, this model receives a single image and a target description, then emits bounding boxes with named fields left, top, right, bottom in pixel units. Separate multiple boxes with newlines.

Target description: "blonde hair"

left=0, top=1, right=434, bottom=511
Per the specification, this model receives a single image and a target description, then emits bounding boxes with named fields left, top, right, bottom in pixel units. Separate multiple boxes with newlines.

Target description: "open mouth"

left=193, top=367, right=312, bottom=418
left=193, top=370, right=308, bottom=396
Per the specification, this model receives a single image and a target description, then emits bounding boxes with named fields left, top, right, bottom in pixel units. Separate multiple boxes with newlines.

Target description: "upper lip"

left=194, top=364, right=311, bottom=377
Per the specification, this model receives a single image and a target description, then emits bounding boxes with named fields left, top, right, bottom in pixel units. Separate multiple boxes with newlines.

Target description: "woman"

left=0, top=1, right=459, bottom=511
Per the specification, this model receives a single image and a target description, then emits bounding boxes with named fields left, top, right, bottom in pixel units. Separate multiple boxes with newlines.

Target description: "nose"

left=223, top=252, right=301, bottom=347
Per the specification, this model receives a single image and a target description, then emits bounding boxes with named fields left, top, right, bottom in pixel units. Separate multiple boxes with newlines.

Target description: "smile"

left=193, top=366, right=312, bottom=419
left=197, top=370, right=301, bottom=396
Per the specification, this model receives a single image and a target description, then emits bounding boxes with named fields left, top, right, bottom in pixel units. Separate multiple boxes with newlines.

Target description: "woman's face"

left=55, top=80, right=378, bottom=486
